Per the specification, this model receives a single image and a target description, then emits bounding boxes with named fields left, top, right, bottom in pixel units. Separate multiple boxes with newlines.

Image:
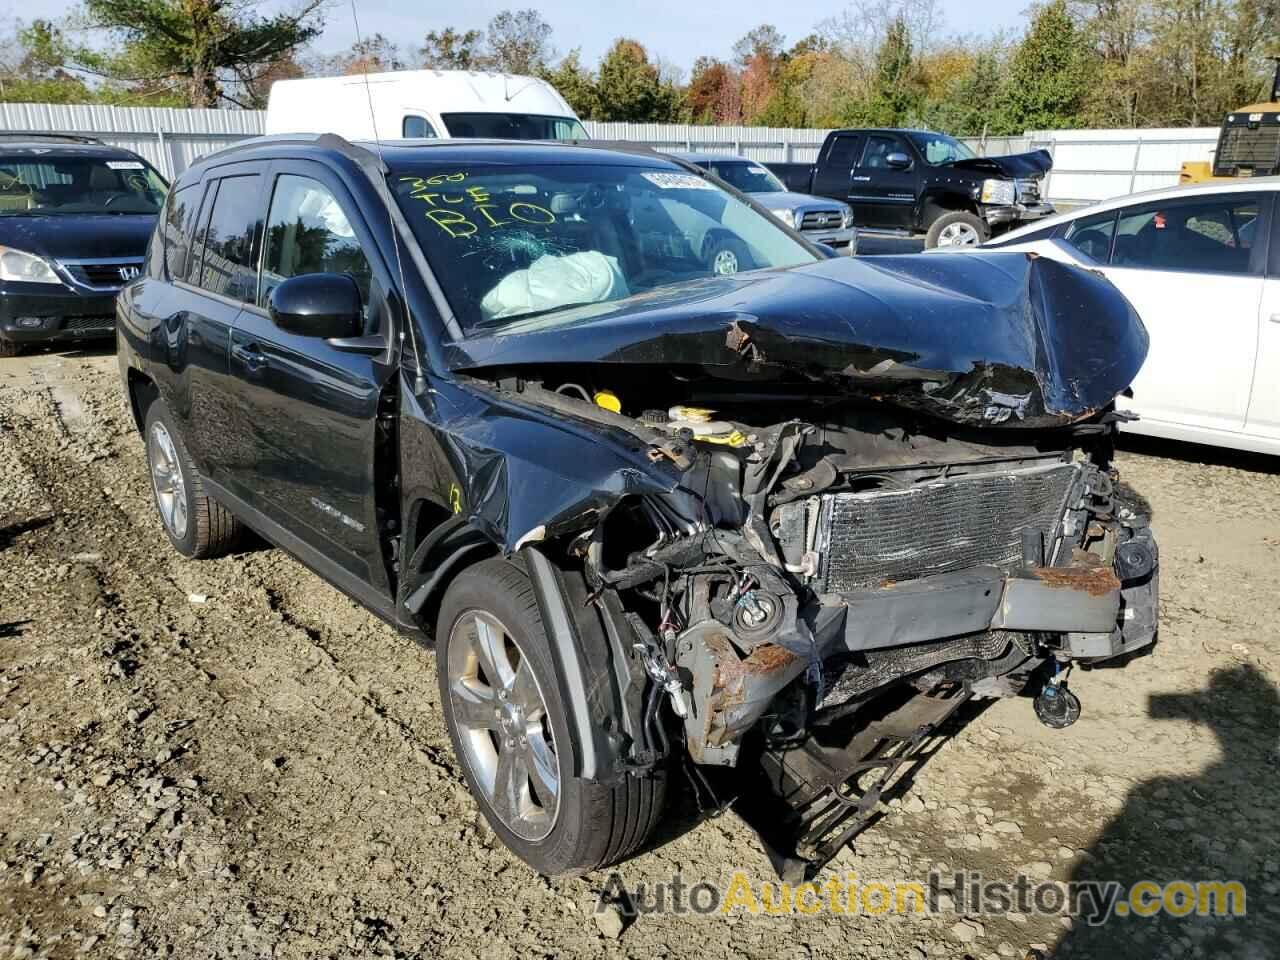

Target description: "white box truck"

left=264, top=70, right=587, bottom=141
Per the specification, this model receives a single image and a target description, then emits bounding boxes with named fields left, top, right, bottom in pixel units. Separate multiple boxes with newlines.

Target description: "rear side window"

left=259, top=174, right=372, bottom=313
left=1063, top=210, right=1118, bottom=262
left=1112, top=195, right=1259, bottom=275
left=195, top=175, right=261, bottom=301
left=160, top=183, right=201, bottom=281
left=824, top=135, right=862, bottom=169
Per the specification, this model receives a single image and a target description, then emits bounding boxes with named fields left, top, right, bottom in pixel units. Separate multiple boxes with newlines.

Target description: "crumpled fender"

left=950, top=148, right=1053, bottom=178
left=400, top=373, right=678, bottom=557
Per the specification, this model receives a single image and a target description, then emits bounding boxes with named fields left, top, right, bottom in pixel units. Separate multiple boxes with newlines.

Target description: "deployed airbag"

left=480, top=251, right=628, bottom=321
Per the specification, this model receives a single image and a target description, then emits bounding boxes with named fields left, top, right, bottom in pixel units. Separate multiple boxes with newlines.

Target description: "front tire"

left=437, top=557, right=665, bottom=876
left=0, top=338, right=20, bottom=358
left=705, top=234, right=752, bottom=276
left=926, top=210, right=987, bottom=249
left=143, top=400, right=241, bottom=559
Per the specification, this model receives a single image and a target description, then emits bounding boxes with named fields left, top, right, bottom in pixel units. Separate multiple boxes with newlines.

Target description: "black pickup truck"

left=769, top=128, right=1055, bottom=248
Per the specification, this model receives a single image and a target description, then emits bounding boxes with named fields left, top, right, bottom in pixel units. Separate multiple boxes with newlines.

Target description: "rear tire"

left=143, top=400, right=242, bottom=559
left=925, top=210, right=987, bottom=249
left=436, top=557, right=666, bottom=876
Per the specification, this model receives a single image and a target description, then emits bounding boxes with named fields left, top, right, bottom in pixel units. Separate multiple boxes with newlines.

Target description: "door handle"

left=232, top=342, right=267, bottom=372
left=1270, top=313, right=1280, bottom=324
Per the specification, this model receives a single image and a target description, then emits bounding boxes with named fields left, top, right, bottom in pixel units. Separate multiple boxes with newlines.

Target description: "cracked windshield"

left=390, top=161, right=817, bottom=333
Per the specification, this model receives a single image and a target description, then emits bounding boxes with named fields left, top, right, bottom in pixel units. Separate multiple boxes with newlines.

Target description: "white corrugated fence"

left=0, top=102, right=1222, bottom=204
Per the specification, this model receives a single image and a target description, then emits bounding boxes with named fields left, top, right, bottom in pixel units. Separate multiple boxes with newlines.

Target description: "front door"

left=1245, top=198, right=1280, bottom=441
left=1097, top=193, right=1267, bottom=437
left=228, top=159, right=397, bottom=592
left=851, top=133, right=915, bottom=230
left=812, top=133, right=863, bottom=205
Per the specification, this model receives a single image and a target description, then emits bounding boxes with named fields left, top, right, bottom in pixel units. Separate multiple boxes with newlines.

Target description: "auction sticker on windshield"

left=641, top=172, right=716, bottom=190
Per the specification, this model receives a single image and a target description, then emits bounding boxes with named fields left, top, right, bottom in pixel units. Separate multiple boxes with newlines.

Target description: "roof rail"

left=0, top=133, right=105, bottom=145
left=191, top=132, right=381, bottom=171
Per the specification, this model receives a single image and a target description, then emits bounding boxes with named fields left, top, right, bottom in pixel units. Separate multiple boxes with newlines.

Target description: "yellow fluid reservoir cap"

left=669, top=405, right=715, bottom=423
left=593, top=390, right=622, bottom=413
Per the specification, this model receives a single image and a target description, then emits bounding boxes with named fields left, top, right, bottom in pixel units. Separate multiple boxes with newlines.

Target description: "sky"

left=12, top=0, right=1035, bottom=72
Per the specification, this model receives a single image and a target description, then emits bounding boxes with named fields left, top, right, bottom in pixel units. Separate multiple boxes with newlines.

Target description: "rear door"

left=167, top=164, right=266, bottom=480
left=1245, top=193, right=1280, bottom=442
left=812, top=133, right=863, bottom=204
left=1092, top=192, right=1267, bottom=437
left=228, top=158, right=398, bottom=596
left=851, top=133, right=916, bottom=230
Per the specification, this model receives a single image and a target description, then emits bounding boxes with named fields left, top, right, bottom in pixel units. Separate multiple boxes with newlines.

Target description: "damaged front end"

left=438, top=251, right=1157, bottom=871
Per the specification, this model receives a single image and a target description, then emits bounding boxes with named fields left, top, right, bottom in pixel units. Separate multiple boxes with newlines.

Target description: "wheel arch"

left=126, top=368, right=160, bottom=435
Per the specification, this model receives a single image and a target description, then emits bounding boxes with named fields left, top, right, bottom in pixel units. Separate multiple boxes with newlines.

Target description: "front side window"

left=705, top=161, right=787, bottom=194
left=195, top=175, right=261, bottom=301
left=908, top=132, right=977, bottom=166
left=403, top=115, right=438, bottom=139
left=0, top=155, right=166, bottom=216
left=390, top=162, right=819, bottom=333
left=861, top=135, right=905, bottom=169
left=1064, top=210, right=1118, bottom=263
left=259, top=174, right=373, bottom=312
left=440, top=113, right=588, bottom=141
left=1112, top=196, right=1259, bottom=275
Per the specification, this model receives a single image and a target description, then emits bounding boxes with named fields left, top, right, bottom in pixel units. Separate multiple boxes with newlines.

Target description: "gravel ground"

left=2, top=348, right=1278, bottom=960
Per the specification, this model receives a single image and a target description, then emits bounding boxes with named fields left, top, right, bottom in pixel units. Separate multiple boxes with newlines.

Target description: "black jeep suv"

left=118, top=134, right=1158, bottom=877
left=0, top=135, right=168, bottom=357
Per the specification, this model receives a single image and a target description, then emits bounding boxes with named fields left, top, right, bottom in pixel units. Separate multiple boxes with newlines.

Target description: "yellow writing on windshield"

left=399, top=174, right=555, bottom=240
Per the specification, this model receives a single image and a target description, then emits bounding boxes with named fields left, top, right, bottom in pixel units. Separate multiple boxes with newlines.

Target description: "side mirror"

left=268, top=273, right=362, bottom=339
left=886, top=152, right=912, bottom=170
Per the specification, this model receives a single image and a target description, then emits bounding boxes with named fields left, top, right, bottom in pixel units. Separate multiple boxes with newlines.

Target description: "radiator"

left=816, top=462, right=1080, bottom=593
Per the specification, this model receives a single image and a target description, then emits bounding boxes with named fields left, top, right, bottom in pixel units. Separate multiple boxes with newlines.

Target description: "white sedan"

left=955, top=177, right=1279, bottom=456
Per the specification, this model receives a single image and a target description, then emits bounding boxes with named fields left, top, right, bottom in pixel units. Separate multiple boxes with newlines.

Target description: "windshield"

left=440, top=113, right=589, bottom=141
left=0, top=155, right=167, bottom=215
left=703, top=160, right=787, bottom=194
left=391, top=161, right=818, bottom=333
left=908, top=132, right=978, bottom=166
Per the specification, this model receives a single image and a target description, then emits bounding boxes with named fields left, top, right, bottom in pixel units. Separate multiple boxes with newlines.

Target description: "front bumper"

left=0, top=281, right=118, bottom=345
left=982, top=202, right=1056, bottom=227
left=801, top=226, right=858, bottom=253
left=819, top=538, right=1158, bottom=661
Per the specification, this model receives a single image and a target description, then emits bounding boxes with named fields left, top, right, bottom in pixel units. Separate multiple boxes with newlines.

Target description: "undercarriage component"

left=1034, top=682, right=1082, bottom=728
left=737, top=686, right=973, bottom=882
left=674, top=620, right=809, bottom=766
left=819, top=629, right=1017, bottom=708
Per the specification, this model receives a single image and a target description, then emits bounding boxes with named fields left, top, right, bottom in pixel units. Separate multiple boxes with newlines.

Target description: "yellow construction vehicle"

left=1181, top=57, right=1280, bottom=183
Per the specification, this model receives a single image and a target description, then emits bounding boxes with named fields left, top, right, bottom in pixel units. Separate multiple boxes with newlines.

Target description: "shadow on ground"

left=1051, top=663, right=1279, bottom=957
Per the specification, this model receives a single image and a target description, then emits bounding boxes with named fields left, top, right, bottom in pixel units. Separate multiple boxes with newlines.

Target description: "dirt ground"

left=1, top=347, right=1278, bottom=960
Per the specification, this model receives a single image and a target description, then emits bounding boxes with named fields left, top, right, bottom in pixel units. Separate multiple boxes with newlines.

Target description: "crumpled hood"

left=949, top=149, right=1053, bottom=179
left=446, top=252, right=1148, bottom=429
left=0, top=214, right=155, bottom=262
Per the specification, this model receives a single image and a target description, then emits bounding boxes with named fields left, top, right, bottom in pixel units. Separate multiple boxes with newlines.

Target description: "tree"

left=999, top=0, right=1095, bottom=130
left=420, top=27, right=483, bottom=70
left=540, top=49, right=599, bottom=119
left=64, top=0, right=324, bottom=108
left=594, top=38, right=677, bottom=122
left=485, top=8, right=553, bottom=75
left=684, top=56, right=738, bottom=122
left=732, top=24, right=785, bottom=66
